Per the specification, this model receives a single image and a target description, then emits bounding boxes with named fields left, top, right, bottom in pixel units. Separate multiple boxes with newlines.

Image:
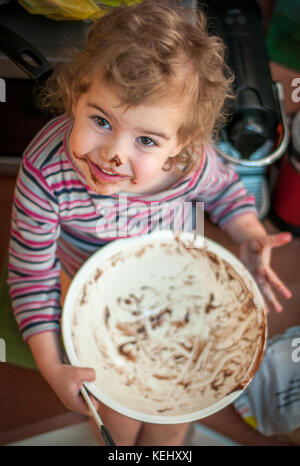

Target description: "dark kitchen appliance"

left=198, top=0, right=290, bottom=220
left=199, top=0, right=289, bottom=167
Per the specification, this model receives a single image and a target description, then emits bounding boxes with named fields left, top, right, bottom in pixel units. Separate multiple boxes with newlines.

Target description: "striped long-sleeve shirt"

left=7, top=115, right=257, bottom=341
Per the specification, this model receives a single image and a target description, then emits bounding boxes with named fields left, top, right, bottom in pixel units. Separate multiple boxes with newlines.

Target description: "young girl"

left=7, top=0, right=292, bottom=446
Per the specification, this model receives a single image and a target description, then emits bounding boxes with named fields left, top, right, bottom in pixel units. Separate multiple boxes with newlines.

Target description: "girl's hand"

left=239, top=232, right=292, bottom=313
left=44, top=362, right=100, bottom=416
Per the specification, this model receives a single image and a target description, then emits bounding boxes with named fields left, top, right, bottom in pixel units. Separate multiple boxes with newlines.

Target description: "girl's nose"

left=110, top=154, right=123, bottom=167
left=103, top=141, right=129, bottom=166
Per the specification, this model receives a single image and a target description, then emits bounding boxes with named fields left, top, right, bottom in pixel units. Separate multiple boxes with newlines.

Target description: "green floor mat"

left=0, top=254, right=36, bottom=369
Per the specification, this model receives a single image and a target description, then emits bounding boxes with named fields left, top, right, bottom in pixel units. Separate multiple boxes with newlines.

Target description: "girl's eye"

left=93, top=116, right=111, bottom=130
left=138, top=136, right=156, bottom=147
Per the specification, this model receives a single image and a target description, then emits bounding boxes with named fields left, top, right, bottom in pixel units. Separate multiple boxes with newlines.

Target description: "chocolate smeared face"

left=68, top=78, right=187, bottom=197
left=70, top=235, right=266, bottom=420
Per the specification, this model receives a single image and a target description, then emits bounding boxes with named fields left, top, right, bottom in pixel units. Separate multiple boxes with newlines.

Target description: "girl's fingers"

left=78, top=367, right=96, bottom=383
left=76, top=395, right=92, bottom=416
left=76, top=388, right=100, bottom=416
left=89, top=395, right=100, bottom=411
left=256, top=276, right=283, bottom=313
left=265, top=267, right=292, bottom=299
left=241, top=233, right=292, bottom=313
left=265, top=232, right=292, bottom=249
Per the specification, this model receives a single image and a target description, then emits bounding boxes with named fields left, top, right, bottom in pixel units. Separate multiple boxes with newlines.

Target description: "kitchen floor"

left=0, top=170, right=299, bottom=446
left=6, top=420, right=241, bottom=447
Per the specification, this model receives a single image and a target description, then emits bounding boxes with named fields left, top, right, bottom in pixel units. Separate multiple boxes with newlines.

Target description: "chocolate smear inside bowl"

left=65, top=231, right=267, bottom=423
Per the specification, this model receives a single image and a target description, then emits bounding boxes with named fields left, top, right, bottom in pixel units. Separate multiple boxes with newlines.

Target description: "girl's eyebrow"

left=135, top=127, right=170, bottom=140
left=87, top=102, right=170, bottom=140
left=87, top=102, right=111, bottom=119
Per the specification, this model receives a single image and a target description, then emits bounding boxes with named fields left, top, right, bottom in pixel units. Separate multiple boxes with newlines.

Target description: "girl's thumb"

left=78, top=368, right=100, bottom=411
left=79, top=367, right=96, bottom=382
left=267, top=232, right=292, bottom=248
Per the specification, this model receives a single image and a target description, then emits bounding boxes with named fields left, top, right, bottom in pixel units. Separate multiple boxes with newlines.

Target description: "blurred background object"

left=271, top=110, right=300, bottom=235
left=17, top=0, right=142, bottom=21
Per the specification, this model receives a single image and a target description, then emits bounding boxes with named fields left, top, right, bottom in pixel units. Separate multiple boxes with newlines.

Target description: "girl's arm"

left=221, top=212, right=267, bottom=243
left=27, top=331, right=64, bottom=369
left=8, top=149, right=98, bottom=415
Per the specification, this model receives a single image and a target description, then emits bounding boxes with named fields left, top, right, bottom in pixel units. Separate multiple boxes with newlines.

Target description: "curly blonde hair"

left=39, top=0, right=234, bottom=175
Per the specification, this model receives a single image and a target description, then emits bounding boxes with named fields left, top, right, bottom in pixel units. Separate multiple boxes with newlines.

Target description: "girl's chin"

left=91, top=183, right=121, bottom=195
left=88, top=177, right=125, bottom=195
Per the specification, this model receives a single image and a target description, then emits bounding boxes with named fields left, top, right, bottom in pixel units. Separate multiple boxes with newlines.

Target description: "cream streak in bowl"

left=62, top=231, right=267, bottom=424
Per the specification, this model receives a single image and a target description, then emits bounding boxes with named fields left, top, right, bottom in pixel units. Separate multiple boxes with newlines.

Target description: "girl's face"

left=69, top=78, right=188, bottom=196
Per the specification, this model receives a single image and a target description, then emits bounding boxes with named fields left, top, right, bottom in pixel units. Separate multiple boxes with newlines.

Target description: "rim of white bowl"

left=62, top=230, right=267, bottom=424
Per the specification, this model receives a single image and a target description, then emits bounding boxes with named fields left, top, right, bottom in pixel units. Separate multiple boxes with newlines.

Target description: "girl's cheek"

left=133, top=168, right=153, bottom=183
left=72, top=127, right=101, bottom=154
left=133, top=159, right=162, bottom=179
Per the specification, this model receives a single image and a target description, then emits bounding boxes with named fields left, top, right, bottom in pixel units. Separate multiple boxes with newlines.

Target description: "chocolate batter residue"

left=71, top=237, right=266, bottom=416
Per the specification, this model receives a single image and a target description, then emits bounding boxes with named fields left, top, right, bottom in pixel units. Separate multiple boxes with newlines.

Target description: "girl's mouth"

left=88, top=159, right=130, bottom=183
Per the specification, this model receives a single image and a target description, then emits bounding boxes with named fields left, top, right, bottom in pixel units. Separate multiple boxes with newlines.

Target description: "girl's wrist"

left=222, top=213, right=267, bottom=245
left=27, top=331, right=64, bottom=373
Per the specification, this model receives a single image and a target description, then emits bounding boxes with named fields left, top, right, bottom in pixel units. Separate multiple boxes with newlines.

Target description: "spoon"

left=80, top=384, right=116, bottom=446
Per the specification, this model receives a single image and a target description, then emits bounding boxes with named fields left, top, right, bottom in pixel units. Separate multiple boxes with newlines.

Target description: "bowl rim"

left=62, top=230, right=267, bottom=424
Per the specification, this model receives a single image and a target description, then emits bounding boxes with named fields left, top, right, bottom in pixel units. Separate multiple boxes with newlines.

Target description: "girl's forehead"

left=83, top=76, right=190, bottom=119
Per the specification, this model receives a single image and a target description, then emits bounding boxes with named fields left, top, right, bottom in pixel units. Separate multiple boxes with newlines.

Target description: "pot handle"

left=0, top=24, right=53, bottom=82
left=215, top=82, right=290, bottom=167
